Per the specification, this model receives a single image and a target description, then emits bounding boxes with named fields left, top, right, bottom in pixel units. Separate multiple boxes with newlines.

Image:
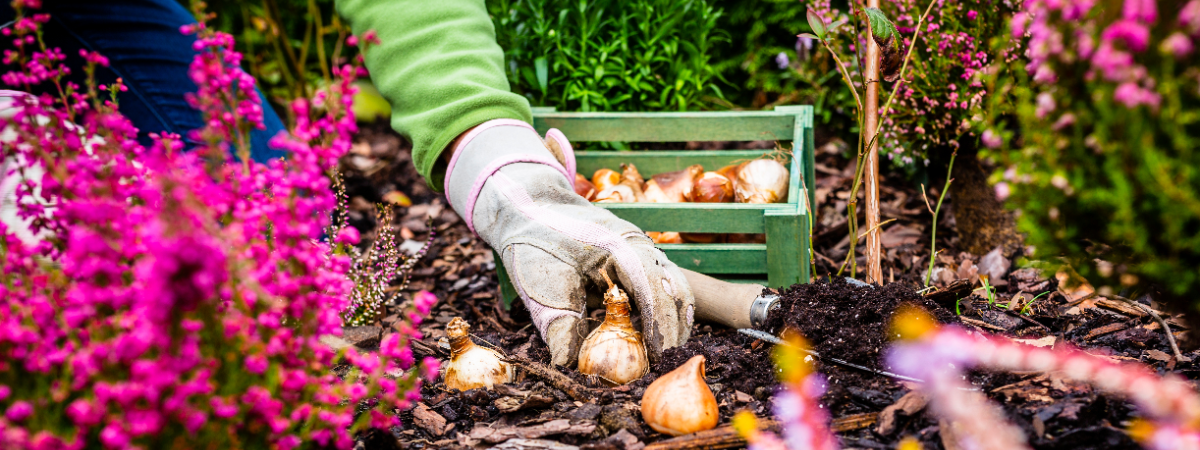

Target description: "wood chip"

left=1145, top=349, right=1173, bottom=362
left=876, top=391, right=929, bottom=435
left=1013, top=336, right=1057, bottom=348
left=959, top=316, right=1007, bottom=332
left=468, top=419, right=596, bottom=444
left=1084, top=322, right=1129, bottom=340
left=1095, top=298, right=1150, bottom=317
left=831, top=412, right=878, bottom=432
left=412, top=403, right=448, bottom=436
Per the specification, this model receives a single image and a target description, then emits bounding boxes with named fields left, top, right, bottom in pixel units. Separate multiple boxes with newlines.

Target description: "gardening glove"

left=444, top=119, right=694, bottom=367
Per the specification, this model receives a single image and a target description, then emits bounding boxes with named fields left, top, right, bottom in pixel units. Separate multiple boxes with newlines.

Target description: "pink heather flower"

left=99, top=424, right=129, bottom=449
left=1113, top=82, right=1161, bottom=109
left=1102, top=20, right=1151, bottom=52
left=1062, top=0, right=1096, bottom=20
left=422, top=356, right=441, bottom=382
left=1182, top=0, right=1200, bottom=35
left=1161, top=32, right=1194, bottom=58
left=967, top=10, right=977, bottom=20
left=982, top=129, right=1003, bottom=148
left=413, top=290, right=438, bottom=315
left=1091, top=42, right=1134, bottom=81
left=1122, top=0, right=1157, bottom=23
left=1011, top=12, right=1030, bottom=38
left=335, top=226, right=360, bottom=245
left=994, top=182, right=1011, bottom=201
left=1035, top=92, right=1056, bottom=118
left=66, top=399, right=103, bottom=426
left=362, top=30, right=380, bottom=45
left=6, top=401, right=33, bottom=422
left=0, top=385, right=10, bottom=401
left=345, top=35, right=359, bottom=47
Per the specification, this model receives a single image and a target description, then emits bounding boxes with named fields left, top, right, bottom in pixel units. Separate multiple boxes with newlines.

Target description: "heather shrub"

left=979, top=0, right=1200, bottom=304
left=790, top=0, right=1017, bottom=168
left=0, top=3, right=434, bottom=449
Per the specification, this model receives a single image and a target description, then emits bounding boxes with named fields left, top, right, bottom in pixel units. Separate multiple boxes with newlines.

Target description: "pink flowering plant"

left=979, top=0, right=1200, bottom=307
left=796, top=0, right=1018, bottom=168
left=0, top=2, right=436, bottom=449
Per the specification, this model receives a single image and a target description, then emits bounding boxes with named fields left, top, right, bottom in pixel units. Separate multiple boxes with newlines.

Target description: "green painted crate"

left=497, top=105, right=815, bottom=307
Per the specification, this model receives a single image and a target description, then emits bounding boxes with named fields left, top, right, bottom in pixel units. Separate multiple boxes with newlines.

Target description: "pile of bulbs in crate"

left=572, top=158, right=790, bottom=244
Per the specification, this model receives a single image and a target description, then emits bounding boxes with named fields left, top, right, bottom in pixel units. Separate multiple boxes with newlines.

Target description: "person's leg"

left=0, top=0, right=286, bottom=162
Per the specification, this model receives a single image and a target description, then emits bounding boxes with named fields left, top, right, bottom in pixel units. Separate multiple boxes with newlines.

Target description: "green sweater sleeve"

left=336, top=0, right=532, bottom=190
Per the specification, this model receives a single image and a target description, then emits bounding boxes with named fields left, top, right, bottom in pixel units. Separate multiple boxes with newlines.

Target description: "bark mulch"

left=338, top=122, right=1197, bottom=450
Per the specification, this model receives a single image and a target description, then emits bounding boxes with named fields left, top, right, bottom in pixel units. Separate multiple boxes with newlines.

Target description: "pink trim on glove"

left=491, top=173, right=657, bottom=325
left=443, top=118, right=535, bottom=198
left=462, top=154, right=569, bottom=234
left=544, top=128, right=575, bottom=179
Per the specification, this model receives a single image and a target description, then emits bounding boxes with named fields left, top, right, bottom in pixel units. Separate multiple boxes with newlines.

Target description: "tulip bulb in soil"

left=733, top=159, right=789, bottom=204
left=443, top=317, right=514, bottom=391
left=577, top=271, right=649, bottom=385
left=641, top=355, right=719, bottom=436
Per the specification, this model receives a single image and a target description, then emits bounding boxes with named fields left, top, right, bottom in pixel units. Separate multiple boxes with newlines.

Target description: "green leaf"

left=863, top=7, right=899, bottom=47
left=535, top=56, right=549, bottom=92
left=798, top=33, right=820, bottom=40
left=806, top=9, right=827, bottom=39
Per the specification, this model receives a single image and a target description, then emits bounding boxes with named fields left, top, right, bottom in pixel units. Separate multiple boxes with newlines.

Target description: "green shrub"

left=981, top=0, right=1200, bottom=303
left=488, top=0, right=727, bottom=112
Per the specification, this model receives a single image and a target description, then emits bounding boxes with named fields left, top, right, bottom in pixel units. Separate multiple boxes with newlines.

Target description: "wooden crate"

left=496, top=106, right=815, bottom=307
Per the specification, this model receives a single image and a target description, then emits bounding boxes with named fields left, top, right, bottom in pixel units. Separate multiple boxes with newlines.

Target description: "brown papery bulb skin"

left=620, top=163, right=645, bottom=187
left=595, top=185, right=635, bottom=203
left=642, top=179, right=673, bottom=203
left=734, top=159, right=789, bottom=204
left=592, top=169, right=621, bottom=192
left=641, top=355, right=719, bottom=436
left=577, top=284, right=649, bottom=385
left=443, top=318, right=514, bottom=391
left=575, top=174, right=597, bottom=201
left=647, top=165, right=703, bottom=203
left=688, top=172, right=733, bottom=203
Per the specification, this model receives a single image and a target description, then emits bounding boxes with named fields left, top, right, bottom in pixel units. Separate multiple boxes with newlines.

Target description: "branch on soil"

left=503, top=355, right=597, bottom=402
left=1108, top=295, right=1190, bottom=363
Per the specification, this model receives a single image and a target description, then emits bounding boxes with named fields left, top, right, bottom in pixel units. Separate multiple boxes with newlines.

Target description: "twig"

left=1109, top=295, right=1190, bottom=362
left=857, top=218, right=896, bottom=241
left=919, top=183, right=934, bottom=214
left=503, top=355, right=596, bottom=401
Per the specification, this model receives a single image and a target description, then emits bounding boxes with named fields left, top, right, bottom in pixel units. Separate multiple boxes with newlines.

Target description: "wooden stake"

left=863, top=0, right=884, bottom=284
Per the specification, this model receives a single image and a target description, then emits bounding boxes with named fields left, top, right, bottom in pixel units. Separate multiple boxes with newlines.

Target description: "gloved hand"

left=444, top=119, right=694, bottom=367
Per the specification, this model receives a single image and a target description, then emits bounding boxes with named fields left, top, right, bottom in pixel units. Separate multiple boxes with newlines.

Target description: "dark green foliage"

left=488, top=0, right=727, bottom=112
left=710, top=0, right=856, bottom=125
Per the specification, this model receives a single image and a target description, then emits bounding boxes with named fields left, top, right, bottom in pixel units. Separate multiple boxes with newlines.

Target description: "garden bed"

left=341, top=123, right=1197, bottom=450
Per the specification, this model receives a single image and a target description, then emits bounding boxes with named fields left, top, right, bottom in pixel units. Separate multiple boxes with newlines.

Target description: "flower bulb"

left=577, top=271, right=649, bottom=386
left=592, top=168, right=621, bottom=192
left=443, top=317, right=514, bottom=391
left=641, top=355, right=719, bottom=436
left=575, top=173, right=597, bottom=201
left=734, top=159, right=789, bottom=204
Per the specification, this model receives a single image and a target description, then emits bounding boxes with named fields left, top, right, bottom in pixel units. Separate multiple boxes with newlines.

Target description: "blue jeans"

left=1, top=0, right=286, bottom=162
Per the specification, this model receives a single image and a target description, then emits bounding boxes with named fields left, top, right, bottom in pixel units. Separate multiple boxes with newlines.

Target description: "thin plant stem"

left=925, top=150, right=957, bottom=286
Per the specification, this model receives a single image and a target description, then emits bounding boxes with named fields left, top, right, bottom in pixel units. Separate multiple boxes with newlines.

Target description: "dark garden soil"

left=339, top=122, right=1198, bottom=450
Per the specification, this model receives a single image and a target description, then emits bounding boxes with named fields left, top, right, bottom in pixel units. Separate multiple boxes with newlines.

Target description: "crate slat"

left=575, top=150, right=788, bottom=177
left=533, top=112, right=796, bottom=142
left=597, top=203, right=795, bottom=233
left=656, top=243, right=767, bottom=274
